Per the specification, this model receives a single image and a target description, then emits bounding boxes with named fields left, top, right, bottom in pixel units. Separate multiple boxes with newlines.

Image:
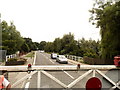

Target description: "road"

left=23, top=51, right=119, bottom=89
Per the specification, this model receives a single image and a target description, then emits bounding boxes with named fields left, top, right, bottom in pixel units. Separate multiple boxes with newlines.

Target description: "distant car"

left=51, top=53, right=58, bottom=59
left=39, top=50, right=44, bottom=53
left=56, top=55, right=68, bottom=64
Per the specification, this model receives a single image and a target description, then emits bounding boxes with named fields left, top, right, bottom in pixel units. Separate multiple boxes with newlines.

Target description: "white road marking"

left=24, top=52, right=74, bottom=88
left=24, top=82, right=30, bottom=88
left=24, top=51, right=37, bottom=88
left=37, top=71, right=41, bottom=88
left=49, top=59, right=55, bottom=64
left=68, top=61, right=74, bottom=65
left=21, top=81, right=26, bottom=88
left=62, top=69, right=75, bottom=79
left=33, top=51, right=37, bottom=65
left=28, top=76, right=32, bottom=80
left=41, top=53, right=55, bottom=64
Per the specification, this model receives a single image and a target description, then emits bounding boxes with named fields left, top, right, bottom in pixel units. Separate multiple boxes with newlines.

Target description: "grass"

left=78, top=59, right=84, bottom=63
left=25, top=51, right=35, bottom=58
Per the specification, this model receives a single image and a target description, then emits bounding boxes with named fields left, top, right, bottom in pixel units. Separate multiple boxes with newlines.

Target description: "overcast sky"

left=0, top=0, right=101, bottom=42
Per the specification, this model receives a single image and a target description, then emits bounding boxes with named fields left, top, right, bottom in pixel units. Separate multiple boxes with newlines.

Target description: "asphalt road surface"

left=24, top=51, right=120, bottom=89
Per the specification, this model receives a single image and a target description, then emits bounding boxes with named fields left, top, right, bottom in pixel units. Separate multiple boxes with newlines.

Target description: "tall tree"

left=2, top=21, right=24, bottom=54
left=39, top=41, right=47, bottom=50
left=89, top=1, right=120, bottom=64
left=53, top=38, right=62, bottom=53
left=44, top=42, right=54, bottom=52
left=60, top=32, right=76, bottom=54
left=20, top=43, right=30, bottom=53
left=23, top=38, right=37, bottom=51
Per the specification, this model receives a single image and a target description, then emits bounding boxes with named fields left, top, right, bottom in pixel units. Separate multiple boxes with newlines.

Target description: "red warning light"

left=77, top=64, right=80, bottom=68
left=86, top=77, right=102, bottom=90
left=114, top=56, right=120, bottom=67
left=28, top=64, right=32, bottom=68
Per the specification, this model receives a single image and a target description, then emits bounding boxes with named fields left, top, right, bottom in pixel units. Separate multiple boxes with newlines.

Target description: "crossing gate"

left=0, top=65, right=120, bottom=89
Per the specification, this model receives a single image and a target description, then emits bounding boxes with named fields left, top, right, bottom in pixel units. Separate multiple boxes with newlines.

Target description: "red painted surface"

left=114, top=56, right=120, bottom=67
left=86, top=77, right=102, bottom=90
left=28, top=64, right=32, bottom=68
left=77, top=64, right=80, bottom=68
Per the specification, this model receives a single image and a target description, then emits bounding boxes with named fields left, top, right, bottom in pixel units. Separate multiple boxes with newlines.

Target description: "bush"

left=83, top=52, right=98, bottom=58
left=6, top=57, right=27, bottom=65
left=7, top=57, right=27, bottom=62
left=7, top=58, right=18, bottom=62
left=19, top=57, right=27, bottom=62
left=25, top=52, right=34, bottom=57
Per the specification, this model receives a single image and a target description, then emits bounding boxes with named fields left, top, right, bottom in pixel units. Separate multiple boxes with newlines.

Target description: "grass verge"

left=25, top=51, right=35, bottom=58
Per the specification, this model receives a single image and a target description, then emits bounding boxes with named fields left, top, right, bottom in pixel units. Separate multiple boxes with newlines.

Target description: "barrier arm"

left=0, top=65, right=120, bottom=71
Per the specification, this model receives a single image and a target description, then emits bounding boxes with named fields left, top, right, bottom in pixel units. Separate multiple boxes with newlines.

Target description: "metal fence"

left=6, top=54, right=17, bottom=62
left=66, top=55, right=83, bottom=61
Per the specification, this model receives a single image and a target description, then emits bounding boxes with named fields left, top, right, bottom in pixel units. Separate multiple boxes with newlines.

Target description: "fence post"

left=72, top=56, right=73, bottom=60
left=75, top=56, right=76, bottom=61
left=6, top=56, right=8, bottom=62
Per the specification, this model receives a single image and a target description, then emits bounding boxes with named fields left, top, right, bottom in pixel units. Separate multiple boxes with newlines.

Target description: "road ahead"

left=25, top=51, right=119, bottom=89
left=27, top=51, right=89, bottom=88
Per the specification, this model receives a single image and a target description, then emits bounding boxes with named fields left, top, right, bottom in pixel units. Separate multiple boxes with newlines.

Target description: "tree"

left=20, top=43, right=30, bottom=53
left=2, top=21, right=24, bottom=54
left=53, top=38, right=62, bottom=53
left=44, top=42, right=54, bottom=52
left=78, top=38, right=99, bottom=58
left=89, top=1, right=120, bottom=64
left=34, top=42, right=40, bottom=50
left=23, top=38, right=37, bottom=51
left=39, top=41, right=47, bottom=50
left=60, top=32, right=76, bottom=54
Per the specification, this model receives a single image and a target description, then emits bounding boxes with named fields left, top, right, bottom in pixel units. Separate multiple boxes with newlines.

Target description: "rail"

left=66, top=55, right=83, bottom=61
left=6, top=54, right=17, bottom=62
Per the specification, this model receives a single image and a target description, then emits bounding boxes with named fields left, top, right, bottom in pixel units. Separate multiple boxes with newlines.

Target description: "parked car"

left=56, top=55, right=68, bottom=64
left=51, top=53, right=58, bottom=59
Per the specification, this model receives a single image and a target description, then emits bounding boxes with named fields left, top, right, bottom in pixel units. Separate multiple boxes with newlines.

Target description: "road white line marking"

left=40, top=53, right=55, bottom=64
left=33, top=51, right=37, bottom=65
left=21, top=81, right=26, bottom=88
left=28, top=76, right=32, bottom=80
left=62, top=69, right=75, bottom=79
left=42, top=71, right=67, bottom=88
left=49, top=59, right=55, bottom=64
left=24, top=82, right=30, bottom=88
left=68, top=62, right=74, bottom=65
left=24, top=51, right=36, bottom=89
left=37, top=71, right=41, bottom=88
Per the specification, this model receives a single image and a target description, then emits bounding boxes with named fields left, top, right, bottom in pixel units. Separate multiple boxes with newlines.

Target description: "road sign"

left=86, top=77, right=102, bottom=90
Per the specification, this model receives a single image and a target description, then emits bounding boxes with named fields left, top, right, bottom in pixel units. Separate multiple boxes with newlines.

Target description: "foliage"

left=34, top=42, right=40, bottom=50
left=39, top=41, right=47, bottom=50
left=89, top=0, right=120, bottom=64
left=21, top=43, right=30, bottom=53
left=1, top=21, right=24, bottom=54
left=44, top=42, right=54, bottom=52
left=1, top=20, right=100, bottom=59
left=8, top=58, right=18, bottom=62
left=7, top=57, right=27, bottom=62
left=18, top=57, right=27, bottom=61
left=23, top=38, right=37, bottom=51
left=25, top=51, right=34, bottom=57
left=43, top=32, right=100, bottom=58
left=53, top=38, right=62, bottom=53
